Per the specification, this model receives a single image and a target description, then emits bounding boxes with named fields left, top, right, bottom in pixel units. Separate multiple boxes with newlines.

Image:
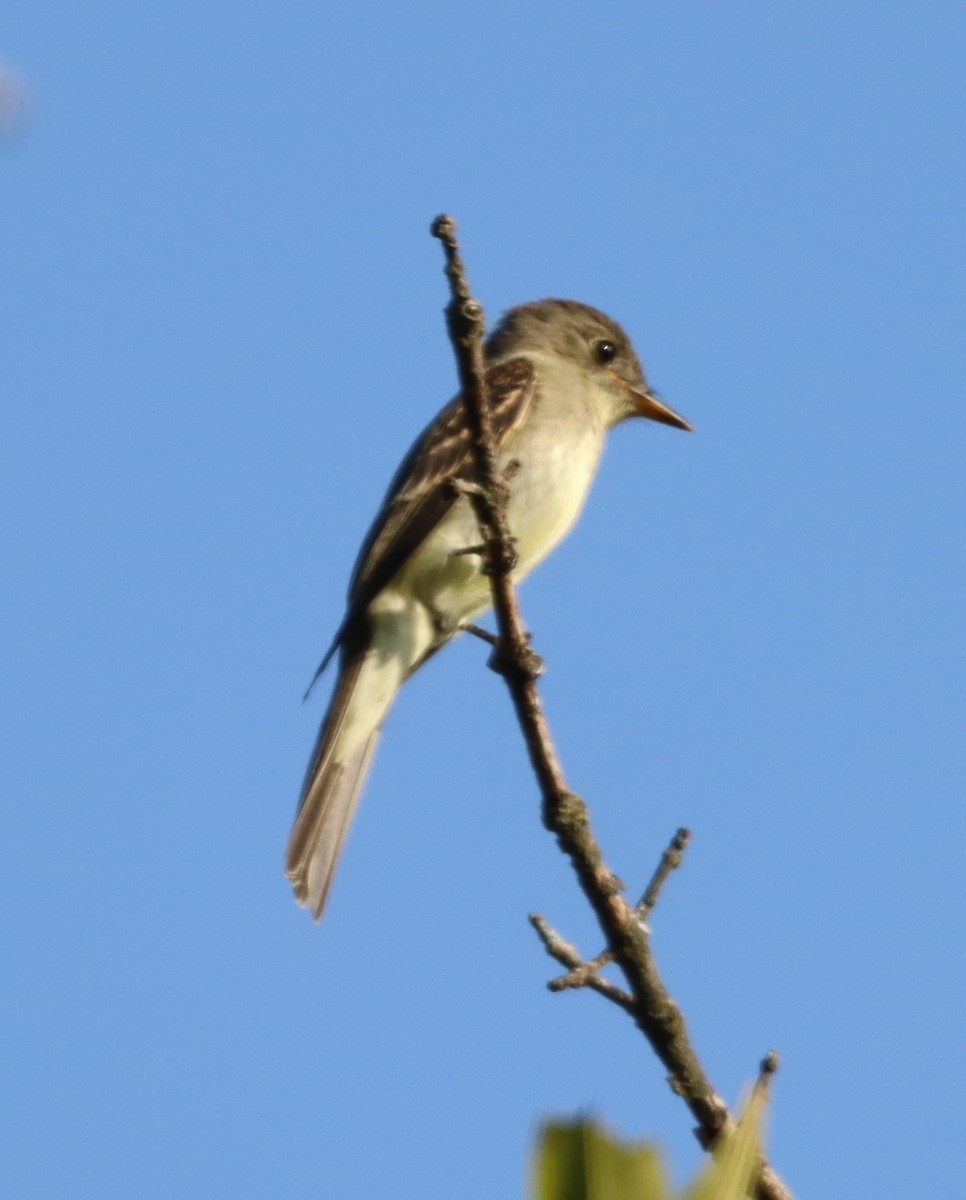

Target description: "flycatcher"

left=286, top=299, right=691, bottom=918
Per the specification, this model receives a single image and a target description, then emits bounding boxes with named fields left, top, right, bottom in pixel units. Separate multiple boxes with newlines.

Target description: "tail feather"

left=288, top=728, right=380, bottom=919
left=285, top=645, right=401, bottom=920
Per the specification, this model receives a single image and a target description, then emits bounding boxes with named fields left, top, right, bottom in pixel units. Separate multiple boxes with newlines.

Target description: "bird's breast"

left=501, top=422, right=604, bottom=572
left=383, top=420, right=605, bottom=638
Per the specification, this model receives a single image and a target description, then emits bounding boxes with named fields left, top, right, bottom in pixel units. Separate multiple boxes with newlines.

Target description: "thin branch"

left=637, top=824, right=692, bottom=920
left=753, top=1055, right=793, bottom=1200
left=551, top=826, right=691, bottom=991
left=759, top=1050, right=780, bottom=1085
left=430, top=214, right=793, bottom=1200
left=529, top=913, right=634, bottom=1010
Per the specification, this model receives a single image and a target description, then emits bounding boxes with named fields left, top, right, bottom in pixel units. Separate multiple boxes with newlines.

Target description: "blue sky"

left=3, top=3, right=965, bottom=1197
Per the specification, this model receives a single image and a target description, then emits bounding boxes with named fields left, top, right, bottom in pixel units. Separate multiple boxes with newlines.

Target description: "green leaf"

left=532, top=1080, right=769, bottom=1200
left=685, top=1083, right=767, bottom=1200
left=533, top=1119, right=668, bottom=1200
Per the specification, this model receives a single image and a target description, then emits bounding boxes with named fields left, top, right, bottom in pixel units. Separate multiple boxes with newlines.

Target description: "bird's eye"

left=594, top=340, right=617, bottom=365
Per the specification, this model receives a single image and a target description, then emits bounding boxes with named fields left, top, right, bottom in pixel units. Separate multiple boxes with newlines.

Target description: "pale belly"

left=378, top=425, right=605, bottom=647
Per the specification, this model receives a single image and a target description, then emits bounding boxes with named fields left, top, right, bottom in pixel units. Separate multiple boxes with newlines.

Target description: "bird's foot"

left=460, top=622, right=499, bottom=647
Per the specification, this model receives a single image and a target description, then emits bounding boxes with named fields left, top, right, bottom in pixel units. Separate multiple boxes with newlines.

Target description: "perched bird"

left=286, top=299, right=691, bottom=919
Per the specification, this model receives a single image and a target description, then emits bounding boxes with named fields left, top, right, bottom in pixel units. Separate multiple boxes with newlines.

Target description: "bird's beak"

left=617, top=377, right=693, bottom=431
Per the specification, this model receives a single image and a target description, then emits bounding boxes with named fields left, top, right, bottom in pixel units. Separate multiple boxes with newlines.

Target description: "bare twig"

left=759, top=1050, right=780, bottom=1087
left=637, top=824, right=692, bottom=919
left=752, top=1055, right=793, bottom=1200
left=529, top=913, right=634, bottom=1010
left=551, top=826, right=691, bottom=991
left=430, top=214, right=792, bottom=1200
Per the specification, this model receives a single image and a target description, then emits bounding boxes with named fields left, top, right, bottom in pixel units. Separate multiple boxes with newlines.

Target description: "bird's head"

left=486, top=298, right=692, bottom=431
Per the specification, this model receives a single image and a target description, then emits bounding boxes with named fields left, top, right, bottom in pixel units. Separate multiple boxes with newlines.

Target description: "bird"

left=285, top=298, right=691, bottom=919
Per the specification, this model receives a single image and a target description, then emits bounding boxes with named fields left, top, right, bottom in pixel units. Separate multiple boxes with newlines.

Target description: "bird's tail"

left=285, top=649, right=398, bottom=919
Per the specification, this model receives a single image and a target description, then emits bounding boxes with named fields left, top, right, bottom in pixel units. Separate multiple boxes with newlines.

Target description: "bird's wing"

left=347, top=355, right=537, bottom=612
left=304, top=356, right=537, bottom=693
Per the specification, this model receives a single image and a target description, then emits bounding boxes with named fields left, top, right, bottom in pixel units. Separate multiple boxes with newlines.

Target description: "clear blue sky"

left=3, top=3, right=965, bottom=1197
